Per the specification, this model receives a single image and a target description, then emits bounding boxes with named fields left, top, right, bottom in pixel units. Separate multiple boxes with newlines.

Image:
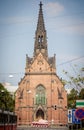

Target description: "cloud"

left=3, top=82, right=18, bottom=93
left=44, top=3, right=84, bottom=35
left=57, top=54, right=79, bottom=63
left=0, top=16, right=32, bottom=25
left=44, top=2, right=64, bottom=17
left=54, top=16, right=84, bottom=35
left=61, top=23, right=84, bottom=36
left=46, top=14, right=84, bottom=36
left=57, top=54, right=84, bottom=67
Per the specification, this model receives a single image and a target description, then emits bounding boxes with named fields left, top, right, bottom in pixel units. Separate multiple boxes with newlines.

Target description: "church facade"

left=15, top=2, right=67, bottom=125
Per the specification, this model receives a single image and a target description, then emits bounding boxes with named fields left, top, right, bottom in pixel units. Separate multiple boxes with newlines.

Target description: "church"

left=15, top=2, right=67, bottom=125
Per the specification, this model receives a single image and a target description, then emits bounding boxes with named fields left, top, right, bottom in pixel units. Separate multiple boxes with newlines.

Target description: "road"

left=17, top=126, right=69, bottom=130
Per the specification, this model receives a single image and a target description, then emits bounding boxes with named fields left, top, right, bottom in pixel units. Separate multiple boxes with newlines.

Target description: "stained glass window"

left=36, top=85, right=46, bottom=105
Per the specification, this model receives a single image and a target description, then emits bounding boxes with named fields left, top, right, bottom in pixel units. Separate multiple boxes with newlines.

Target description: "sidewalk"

left=17, top=125, right=69, bottom=130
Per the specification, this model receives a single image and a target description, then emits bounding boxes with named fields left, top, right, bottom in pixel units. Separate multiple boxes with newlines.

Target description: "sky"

left=0, top=0, right=84, bottom=91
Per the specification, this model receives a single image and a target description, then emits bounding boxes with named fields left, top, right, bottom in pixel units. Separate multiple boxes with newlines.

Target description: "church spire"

left=37, top=1, right=45, bottom=32
left=34, top=1, right=48, bottom=59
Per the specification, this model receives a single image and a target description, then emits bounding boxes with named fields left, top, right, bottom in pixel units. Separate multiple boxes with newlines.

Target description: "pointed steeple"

left=37, top=2, right=45, bottom=32
left=34, top=1, right=48, bottom=59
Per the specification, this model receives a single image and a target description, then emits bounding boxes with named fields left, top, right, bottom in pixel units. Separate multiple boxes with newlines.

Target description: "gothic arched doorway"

left=36, top=109, right=44, bottom=119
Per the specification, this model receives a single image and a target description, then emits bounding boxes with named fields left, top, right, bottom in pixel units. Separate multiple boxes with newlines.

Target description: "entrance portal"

left=36, top=109, right=44, bottom=119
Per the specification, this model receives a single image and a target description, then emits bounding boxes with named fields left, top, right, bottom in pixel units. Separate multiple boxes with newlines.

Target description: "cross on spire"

left=39, top=1, right=43, bottom=8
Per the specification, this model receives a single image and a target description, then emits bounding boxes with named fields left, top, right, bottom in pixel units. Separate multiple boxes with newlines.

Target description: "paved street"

left=17, top=126, right=69, bottom=130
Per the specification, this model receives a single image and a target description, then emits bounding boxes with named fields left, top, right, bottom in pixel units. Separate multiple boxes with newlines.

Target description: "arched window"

left=38, top=36, right=40, bottom=43
left=38, top=35, right=43, bottom=43
left=41, top=36, right=43, bottom=43
left=35, top=85, right=46, bottom=105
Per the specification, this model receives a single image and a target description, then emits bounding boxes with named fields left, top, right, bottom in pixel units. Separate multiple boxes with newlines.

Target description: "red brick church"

left=15, top=2, right=67, bottom=125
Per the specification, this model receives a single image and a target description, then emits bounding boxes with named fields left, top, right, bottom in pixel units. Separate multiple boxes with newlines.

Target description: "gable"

left=30, top=53, right=51, bottom=73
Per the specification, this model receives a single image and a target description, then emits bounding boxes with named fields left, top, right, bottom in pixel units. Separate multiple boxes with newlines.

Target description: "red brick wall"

left=15, top=53, right=68, bottom=125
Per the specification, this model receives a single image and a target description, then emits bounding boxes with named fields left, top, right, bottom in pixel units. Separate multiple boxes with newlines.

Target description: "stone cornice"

left=25, top=72, right=56, bottom=75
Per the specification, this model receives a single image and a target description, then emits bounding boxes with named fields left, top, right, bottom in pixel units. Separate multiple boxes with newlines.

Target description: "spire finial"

left=39, top=1, right=43, bottom=8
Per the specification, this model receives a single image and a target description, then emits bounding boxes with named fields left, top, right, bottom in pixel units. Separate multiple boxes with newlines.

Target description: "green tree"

left=0, top=83, right=15, bottom=111
left=62, top=67, right=84, bottom=109
left=67, top=88, right=78, bottom=109
left=79, top=88, right=84, bottom=99
left=62, top=67, right=84, bottom=91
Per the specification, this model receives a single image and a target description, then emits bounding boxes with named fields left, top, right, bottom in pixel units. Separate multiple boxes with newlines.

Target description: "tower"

left=34, top=2, right=48, bottom=58
left=15, top=2, right=67, bottom=125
